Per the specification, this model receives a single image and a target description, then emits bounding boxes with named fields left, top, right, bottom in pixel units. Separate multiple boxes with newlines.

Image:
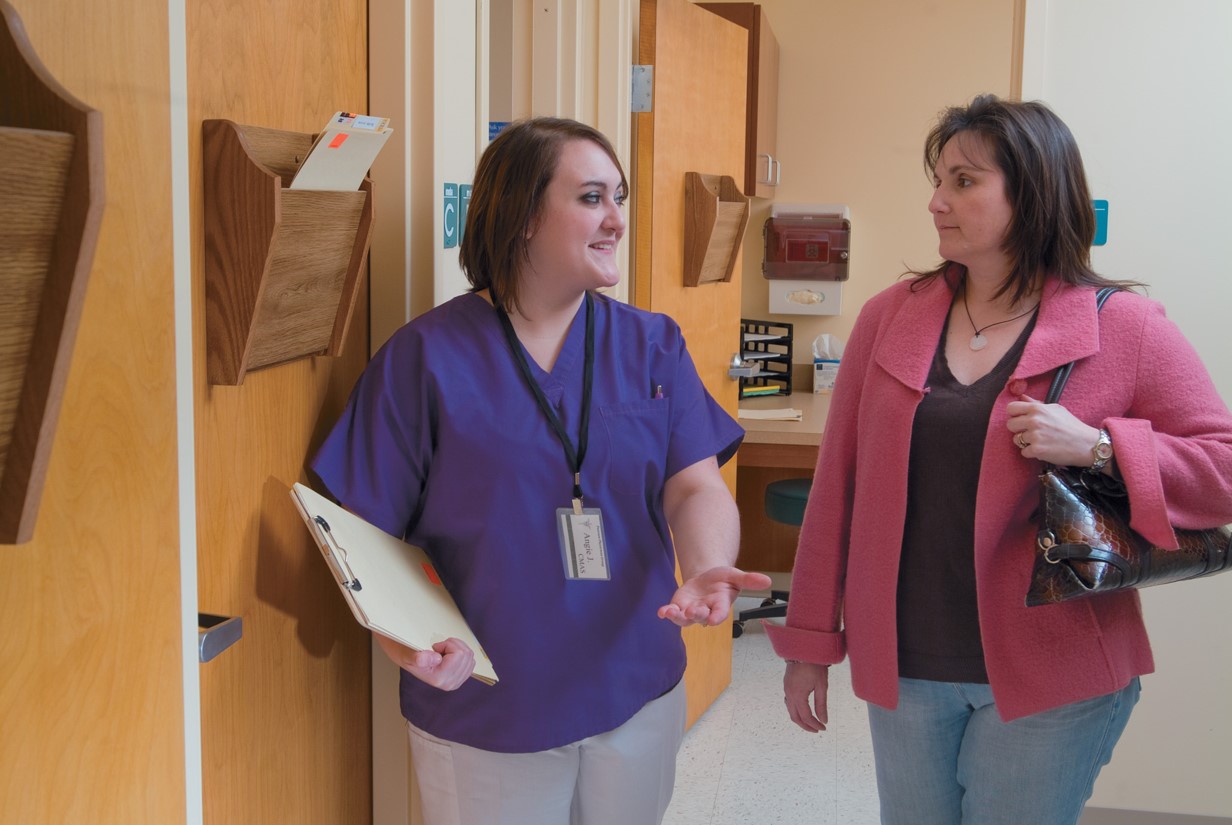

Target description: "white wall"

left=1024, top=1, right=1232, bottom=817
left=431, top=2, right=482, bottom=308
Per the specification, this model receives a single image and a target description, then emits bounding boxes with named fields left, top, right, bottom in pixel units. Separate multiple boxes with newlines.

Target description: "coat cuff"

left=1105, top=417, right=1179, bottom=548
left=762, top=621, right=846, bottom=665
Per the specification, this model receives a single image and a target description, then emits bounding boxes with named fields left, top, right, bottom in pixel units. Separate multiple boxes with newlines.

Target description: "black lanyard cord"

left=495, top=292, right=595, bottom=502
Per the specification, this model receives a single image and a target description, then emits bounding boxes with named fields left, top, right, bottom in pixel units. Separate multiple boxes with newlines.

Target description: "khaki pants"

left=407, top=679, right=686, bottom=825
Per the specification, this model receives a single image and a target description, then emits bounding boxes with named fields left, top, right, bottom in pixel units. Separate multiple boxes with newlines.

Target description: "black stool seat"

left=733, top=477, right=812, bottom=638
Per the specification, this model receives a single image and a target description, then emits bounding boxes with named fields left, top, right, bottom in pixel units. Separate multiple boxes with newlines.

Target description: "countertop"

left=737, top=390, right=831, bottom=446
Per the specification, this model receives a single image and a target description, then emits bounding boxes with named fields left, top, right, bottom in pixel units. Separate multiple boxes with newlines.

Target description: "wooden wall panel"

left=0, top=0, right=185, bottom=822
left=187, top=0, right=372, bottom=822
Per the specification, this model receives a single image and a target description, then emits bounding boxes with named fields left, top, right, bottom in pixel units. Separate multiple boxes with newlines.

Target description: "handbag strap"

left=1043, top=287, right=1119, bottom=404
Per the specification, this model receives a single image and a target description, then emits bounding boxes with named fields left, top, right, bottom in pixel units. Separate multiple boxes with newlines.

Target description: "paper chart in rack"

left=290, top=482, right=498, bottom=684
left=289, top=111, right=393, bottom=192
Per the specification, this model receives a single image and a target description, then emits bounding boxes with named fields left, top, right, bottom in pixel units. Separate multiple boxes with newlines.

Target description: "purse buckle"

left=1037, top=530, right=1062, bottom=563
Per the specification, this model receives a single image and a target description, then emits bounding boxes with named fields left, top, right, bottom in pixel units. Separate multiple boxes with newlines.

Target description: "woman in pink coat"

left=765, top=95, right=1232, bottom=824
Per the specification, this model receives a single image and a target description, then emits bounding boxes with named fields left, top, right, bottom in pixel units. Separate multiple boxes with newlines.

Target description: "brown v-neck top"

left=895, top=311, right=1037, bottom=684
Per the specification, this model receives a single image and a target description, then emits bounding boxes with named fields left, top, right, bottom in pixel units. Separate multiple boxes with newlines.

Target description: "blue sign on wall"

left=443, top=183, right=459, bottom=249
left=489, top=121, right=511, bottom=141
left=459, top=184, right=472, bottom=244
left=1092, top=199, right=1108, bottom=246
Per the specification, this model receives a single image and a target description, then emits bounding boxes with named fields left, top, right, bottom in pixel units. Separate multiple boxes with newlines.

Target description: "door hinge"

left=631, top=65, right=653, bottom=112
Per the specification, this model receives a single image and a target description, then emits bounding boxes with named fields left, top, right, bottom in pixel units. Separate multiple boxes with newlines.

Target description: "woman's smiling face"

left=523, top=138, right=627, bottom=293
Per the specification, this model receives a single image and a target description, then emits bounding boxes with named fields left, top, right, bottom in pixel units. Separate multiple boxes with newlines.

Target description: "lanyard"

left=495, top=292, right=595, bottom=510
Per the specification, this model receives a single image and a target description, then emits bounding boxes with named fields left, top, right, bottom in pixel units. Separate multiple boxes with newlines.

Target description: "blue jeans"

left=867, top=677, right=1140, bottom=825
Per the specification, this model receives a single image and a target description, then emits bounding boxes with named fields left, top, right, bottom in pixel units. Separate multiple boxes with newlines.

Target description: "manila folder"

left=290, top=482, right=497, bottom=684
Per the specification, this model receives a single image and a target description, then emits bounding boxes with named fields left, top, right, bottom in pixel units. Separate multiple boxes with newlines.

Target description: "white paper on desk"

left=290, top=483, right=498, bottom=684
left=738, top=408, right=803, bottom=421
left=289, top=112, right=393, bottom=191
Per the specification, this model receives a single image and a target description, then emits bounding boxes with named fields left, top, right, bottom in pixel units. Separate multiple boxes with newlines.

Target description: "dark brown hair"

left=912, top=94, right=1135, bottom=300
left=459, top=117, right=627, bottom=314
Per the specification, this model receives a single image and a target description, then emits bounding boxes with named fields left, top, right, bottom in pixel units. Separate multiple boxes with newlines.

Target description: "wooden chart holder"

left=683, top=171, right=749, bottom=287
left=0, top=0, right=104, bottom=544
left=202, top=119, right=374, bottom=385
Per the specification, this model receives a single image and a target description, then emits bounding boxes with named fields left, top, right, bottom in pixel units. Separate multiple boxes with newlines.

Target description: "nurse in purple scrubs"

left=311, top=117, right=769, bottom=825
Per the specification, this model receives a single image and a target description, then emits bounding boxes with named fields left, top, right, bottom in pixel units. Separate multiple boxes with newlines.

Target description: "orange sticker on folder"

left=328, top=132, right=349, bottom=149
left=421, top=562, right=442, bottom=586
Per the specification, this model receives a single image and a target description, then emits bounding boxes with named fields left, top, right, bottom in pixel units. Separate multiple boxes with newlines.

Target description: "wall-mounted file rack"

left=683, top=171, right=749, bottom=287
left=738, top=319, right=793, bottom=398
left=0, top=0, right=104, bottom=544
left=202, top=119, right=374, bottom=385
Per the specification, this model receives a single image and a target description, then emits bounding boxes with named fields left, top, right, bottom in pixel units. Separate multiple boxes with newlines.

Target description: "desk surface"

left=738, top=391, right=831, bottom=446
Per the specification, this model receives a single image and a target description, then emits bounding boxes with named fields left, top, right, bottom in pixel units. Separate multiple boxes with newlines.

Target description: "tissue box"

left=814, top=360, right=840, bottom=393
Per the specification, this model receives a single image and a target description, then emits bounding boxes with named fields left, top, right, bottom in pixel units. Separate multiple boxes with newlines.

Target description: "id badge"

left=556, top=507, right=610, bottom=580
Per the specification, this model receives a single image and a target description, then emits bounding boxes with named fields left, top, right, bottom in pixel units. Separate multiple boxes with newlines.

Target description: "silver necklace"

left=962, top=286, right=1039, bottom=351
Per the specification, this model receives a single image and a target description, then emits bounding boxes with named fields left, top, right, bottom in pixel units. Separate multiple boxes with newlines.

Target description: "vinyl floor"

left=663, top=597, right=881, bottom=825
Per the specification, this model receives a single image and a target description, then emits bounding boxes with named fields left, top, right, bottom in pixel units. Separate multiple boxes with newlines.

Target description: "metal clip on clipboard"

left=313, top=515, right=363, bottom=591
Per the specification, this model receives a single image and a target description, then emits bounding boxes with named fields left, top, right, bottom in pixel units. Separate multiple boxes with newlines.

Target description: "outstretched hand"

left=657, top=566, right=774, bottom=627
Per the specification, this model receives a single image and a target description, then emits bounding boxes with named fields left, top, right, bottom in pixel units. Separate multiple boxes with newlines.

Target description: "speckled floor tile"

left=664, top=598, right=881, bottom=825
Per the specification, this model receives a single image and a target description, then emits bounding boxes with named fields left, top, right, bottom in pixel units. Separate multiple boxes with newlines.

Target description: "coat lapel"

left=872, top=276, right=1105, bottom=390
left=873, top=277, right=953, bottom=392
left=1012, top=279, right=1103, bottom=381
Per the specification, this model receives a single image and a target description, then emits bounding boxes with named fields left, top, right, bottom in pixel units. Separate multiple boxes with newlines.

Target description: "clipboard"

left=290, top=482, right=498, bottom=684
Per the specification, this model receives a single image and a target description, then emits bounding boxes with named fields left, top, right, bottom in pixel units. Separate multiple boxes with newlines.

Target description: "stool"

left=732, top=477, right=812, bottom=638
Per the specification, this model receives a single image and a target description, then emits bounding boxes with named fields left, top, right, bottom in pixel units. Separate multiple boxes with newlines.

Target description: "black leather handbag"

left=1025, top=288, right=1232, bottom=606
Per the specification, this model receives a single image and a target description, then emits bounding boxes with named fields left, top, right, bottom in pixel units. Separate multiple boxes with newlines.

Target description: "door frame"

left=169, top=0, right=203, bottom=818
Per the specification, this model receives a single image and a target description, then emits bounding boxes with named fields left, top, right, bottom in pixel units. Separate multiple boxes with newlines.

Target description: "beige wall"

left=727, top=0, right=1018, bottom=357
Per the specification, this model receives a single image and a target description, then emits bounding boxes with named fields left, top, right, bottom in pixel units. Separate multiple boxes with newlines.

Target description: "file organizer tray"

left=738, top=319, right=793, bottom=398
left=202, top=119, right=374, bottom=385
left=0, top=0, right=104, bottom=543
left=684, top=171, right=749, bottom=287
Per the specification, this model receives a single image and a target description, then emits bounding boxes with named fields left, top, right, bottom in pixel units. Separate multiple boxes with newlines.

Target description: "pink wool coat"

left=765, top=276, right=1232, bottom=721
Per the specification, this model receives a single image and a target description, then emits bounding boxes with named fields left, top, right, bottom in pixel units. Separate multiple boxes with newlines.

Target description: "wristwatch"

left=1089, top=428, right=1114, bottom=472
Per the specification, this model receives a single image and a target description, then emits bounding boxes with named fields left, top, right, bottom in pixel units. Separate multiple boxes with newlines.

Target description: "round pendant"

left=969, top=333, right=988, bottom=351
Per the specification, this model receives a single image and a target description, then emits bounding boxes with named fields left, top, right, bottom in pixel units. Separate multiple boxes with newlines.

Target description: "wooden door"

left=187, top=1, right=373, bottom=822
left=634, top=0, right=748, bottom=727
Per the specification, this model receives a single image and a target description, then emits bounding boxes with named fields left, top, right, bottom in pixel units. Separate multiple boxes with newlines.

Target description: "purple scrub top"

left=311, top=291, right=743, bottom=752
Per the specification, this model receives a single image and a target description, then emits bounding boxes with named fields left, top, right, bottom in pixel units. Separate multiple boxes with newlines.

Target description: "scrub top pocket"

left=600, top=399, right=670, bottom=496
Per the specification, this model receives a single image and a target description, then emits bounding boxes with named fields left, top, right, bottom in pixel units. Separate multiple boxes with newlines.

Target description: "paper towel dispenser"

left=762, top=211, right=850, bottom=280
